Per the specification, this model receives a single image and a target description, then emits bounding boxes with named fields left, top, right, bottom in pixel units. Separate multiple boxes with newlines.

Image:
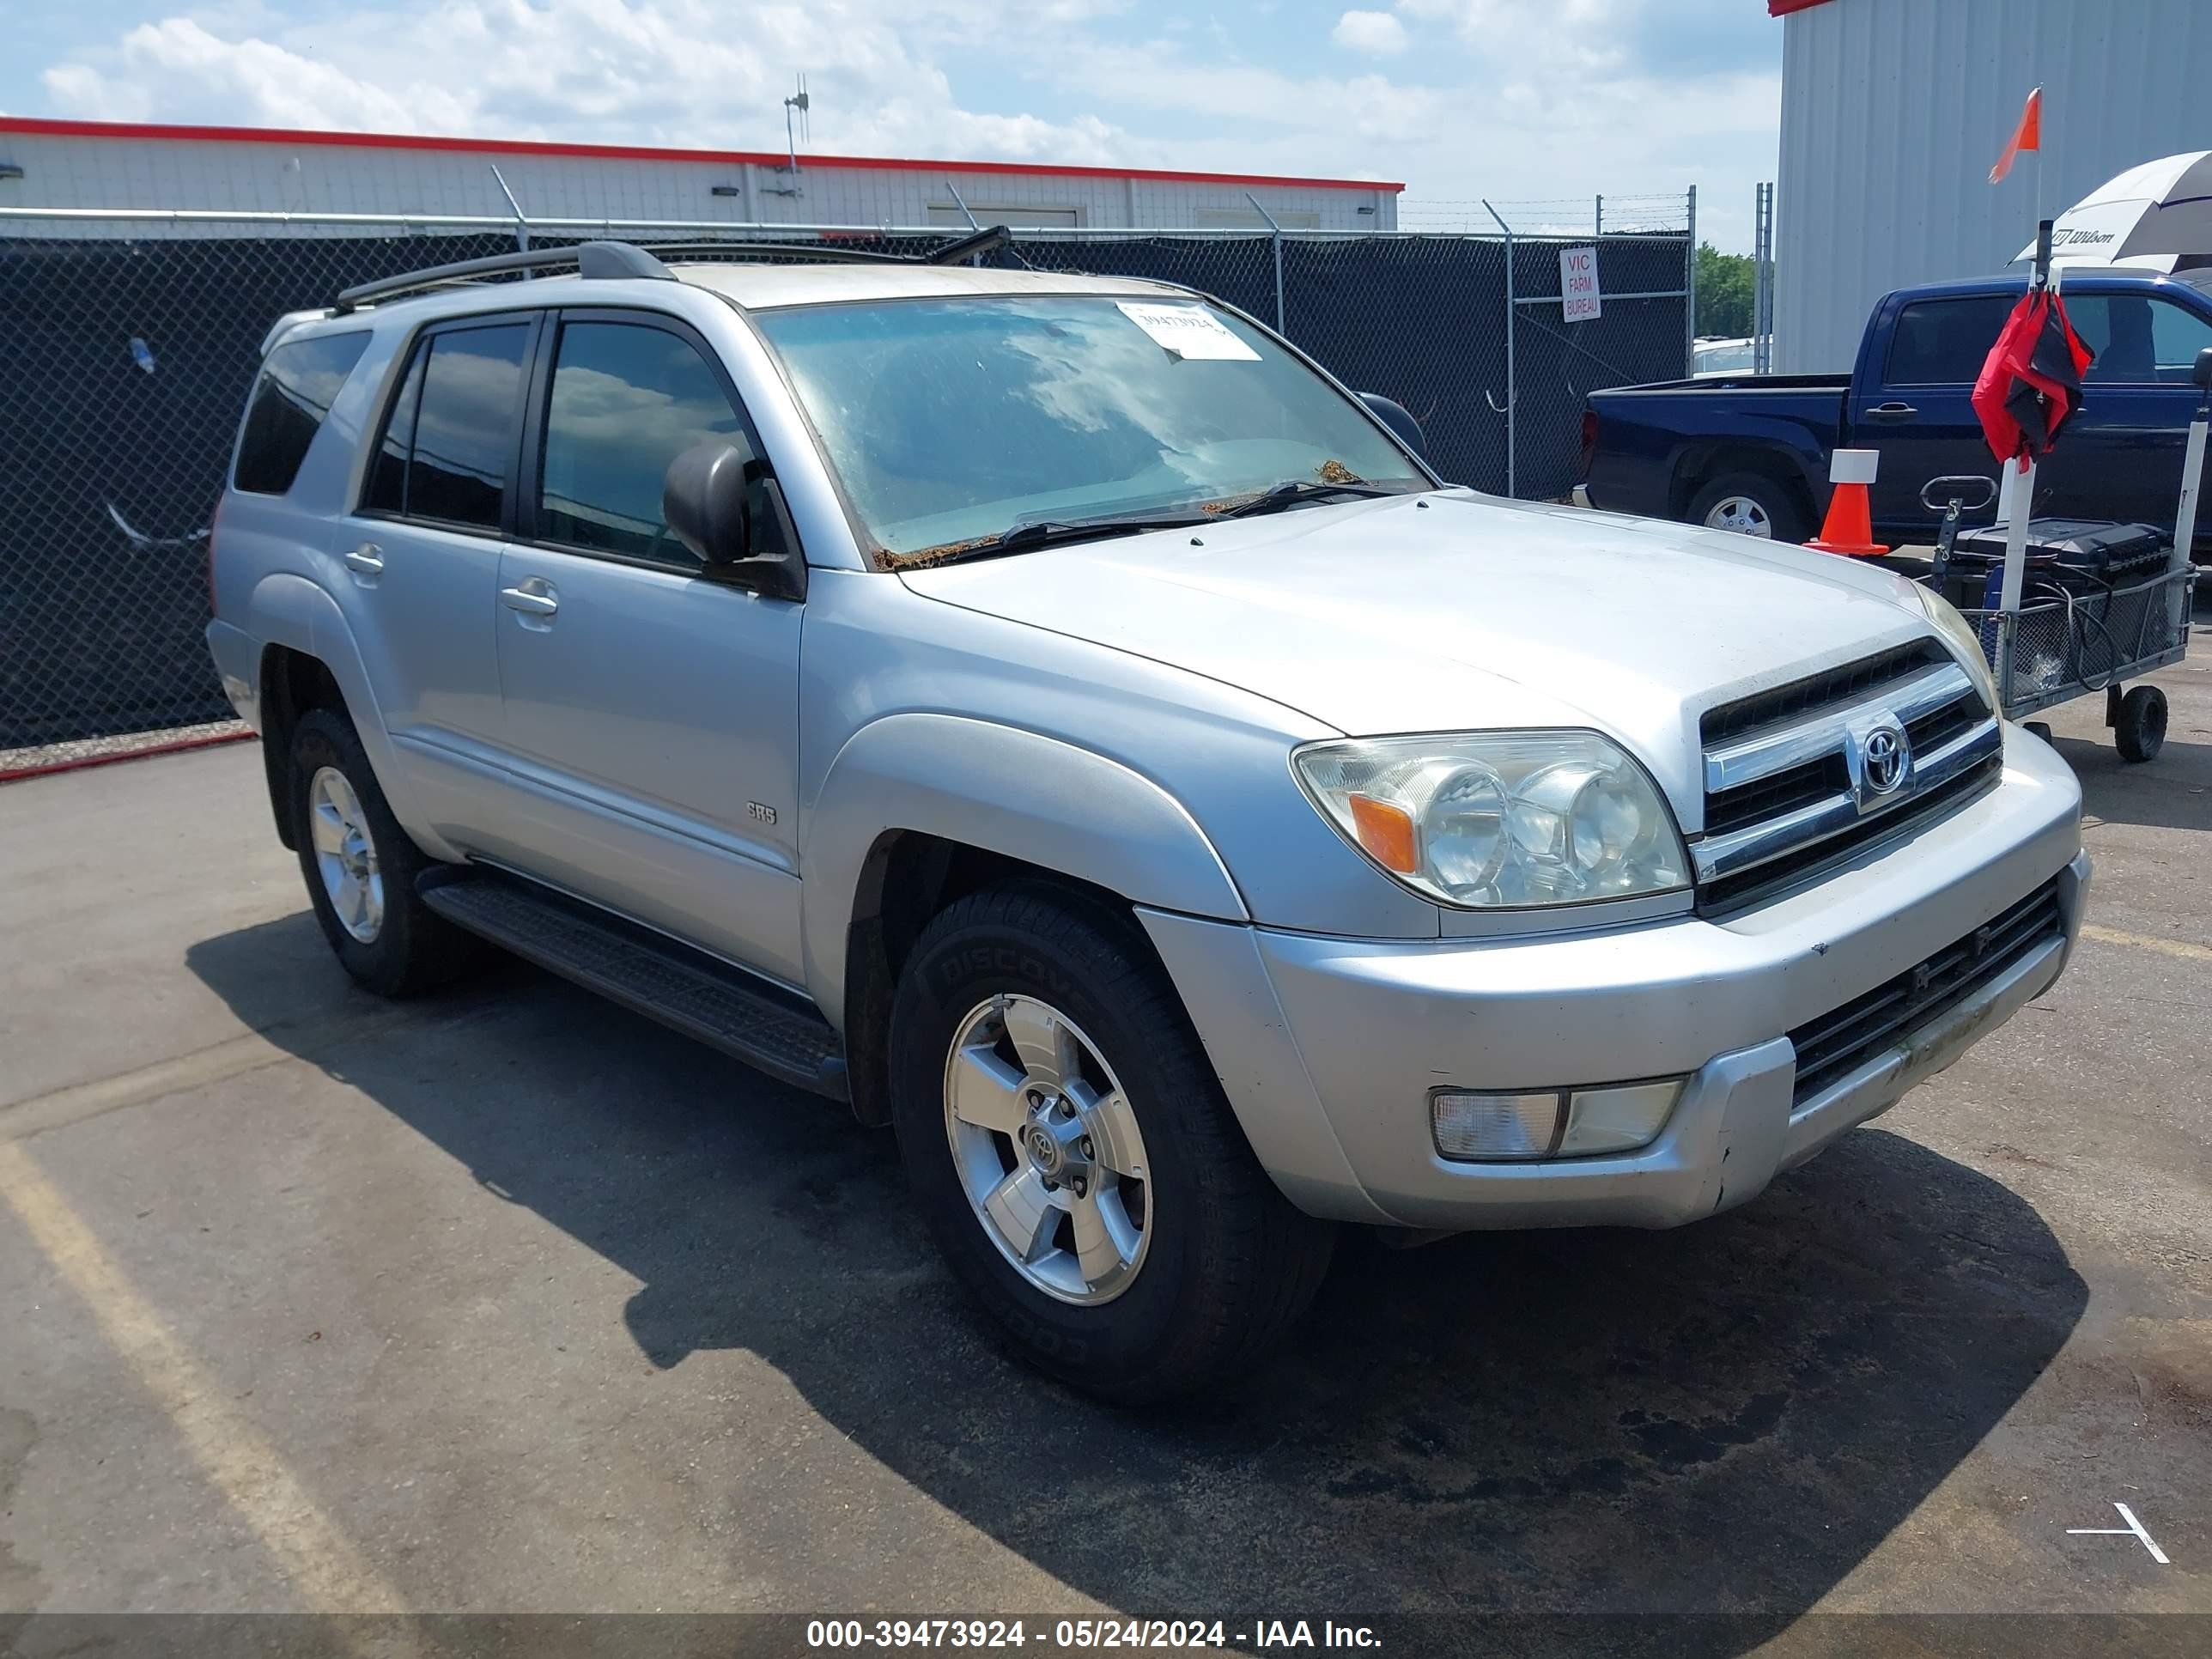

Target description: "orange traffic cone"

left=1804, top=448, right=1890, bottom=556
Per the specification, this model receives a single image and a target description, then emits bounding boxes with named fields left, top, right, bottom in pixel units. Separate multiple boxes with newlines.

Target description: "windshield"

left=751, top=295, right=1430, bottom=560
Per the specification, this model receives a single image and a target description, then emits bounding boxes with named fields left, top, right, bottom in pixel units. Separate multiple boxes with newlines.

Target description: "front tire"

left=889, top=886, right=1334, bottom=1403
left=289, top=707, right=477, bottom=997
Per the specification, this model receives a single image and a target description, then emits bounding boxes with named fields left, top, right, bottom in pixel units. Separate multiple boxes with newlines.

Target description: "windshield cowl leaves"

left=1206, top=477, right=1405, bottom=520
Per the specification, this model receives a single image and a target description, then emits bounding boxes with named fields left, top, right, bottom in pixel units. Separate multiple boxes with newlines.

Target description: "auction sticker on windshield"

left=1115, top=301, right=1261, bottom=362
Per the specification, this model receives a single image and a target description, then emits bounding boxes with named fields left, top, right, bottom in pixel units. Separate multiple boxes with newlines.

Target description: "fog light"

left=1431, top=1079, right=1685, bottom=1162
left=1430, top=1091, right=1562, bottom=1160
left=1558, top=1079, right=1682, bottom=1155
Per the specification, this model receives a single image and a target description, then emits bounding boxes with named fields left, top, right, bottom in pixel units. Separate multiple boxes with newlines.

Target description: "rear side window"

left=1883, top=296, right=2014, bottom=386
left=234, top=331, right=371, bottom=495
left=363, top=321, right=530, bottom=530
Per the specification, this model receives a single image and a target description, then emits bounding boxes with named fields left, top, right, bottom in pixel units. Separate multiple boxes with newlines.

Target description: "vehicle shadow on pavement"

left=2057, top=733, right=2211, bottom=835
left=189, top=915, right=2088, bottom=1656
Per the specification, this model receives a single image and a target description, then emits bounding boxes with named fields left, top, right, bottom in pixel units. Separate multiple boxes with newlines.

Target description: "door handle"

left=1865, top=402, right=1918, bottom=423
left=343, top=543, right=385, bottom=575
left=500, top=583, right=560, bottom=618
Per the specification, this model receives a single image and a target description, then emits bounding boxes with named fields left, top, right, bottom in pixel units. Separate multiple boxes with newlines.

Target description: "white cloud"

left=40, top=3, right=1136, bottom=165
left=1331, top=10, right=1407, bottom=56
left=49, top=17, right=469, bottom=131
left=1397, top=0, right=1633, bottom=75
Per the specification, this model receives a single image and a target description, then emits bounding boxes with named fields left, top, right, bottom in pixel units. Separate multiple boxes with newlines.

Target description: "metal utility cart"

left=1953, top=559, right=2195, bottom=761
left=1913, top=229, right=2204, bottom=764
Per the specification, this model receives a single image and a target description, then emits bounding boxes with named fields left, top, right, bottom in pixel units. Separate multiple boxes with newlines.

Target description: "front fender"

left=246, top=573, right=453, bottom=860
left=800, top=713, right=1249, bottom=1024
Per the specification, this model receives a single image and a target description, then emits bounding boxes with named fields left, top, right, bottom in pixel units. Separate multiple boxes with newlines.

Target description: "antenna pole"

left=780, top=74, right=811, bottom=196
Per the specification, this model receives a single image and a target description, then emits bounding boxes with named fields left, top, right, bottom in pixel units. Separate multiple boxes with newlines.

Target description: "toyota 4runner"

left=207, top=237, right=2088, bottom=1402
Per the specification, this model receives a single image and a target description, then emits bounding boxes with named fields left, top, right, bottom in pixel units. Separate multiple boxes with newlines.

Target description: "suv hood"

left=898, top=491, right=1938, bottom=814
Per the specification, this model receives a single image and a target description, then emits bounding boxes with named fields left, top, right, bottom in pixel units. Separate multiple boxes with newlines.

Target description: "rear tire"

left=889, top=885, right=1334, bottom=1404
left=1688, top=471, right=1809, bottom=544
left=289, top=707, right=478, bottom=997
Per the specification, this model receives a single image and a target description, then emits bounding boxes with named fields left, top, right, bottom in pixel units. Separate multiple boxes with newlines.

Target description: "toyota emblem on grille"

left=1850, top=717, right=1911, bottom=809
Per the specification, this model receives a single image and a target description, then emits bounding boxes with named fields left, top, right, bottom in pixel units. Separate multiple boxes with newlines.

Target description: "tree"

left=1695, top=243, right=1757, bottom=338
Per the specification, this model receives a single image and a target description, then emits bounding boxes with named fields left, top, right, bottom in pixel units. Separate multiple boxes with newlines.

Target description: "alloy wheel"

left=307, top=766, right=385, bottom=943
left=942, top=994, right=1152, bottom=1304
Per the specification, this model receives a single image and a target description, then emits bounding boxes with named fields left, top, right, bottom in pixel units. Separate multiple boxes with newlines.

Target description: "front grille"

left=1698, top=755, right=2001, bottom=913
left=1703, top=753, right=1846, bottom=837
left=1692, top=644, right=2002, bottom=913
left=1788, top=878, right=2064, bottom=1106
left=1700, top=641, right=1948, bottom=747
left=1905, top=696, right=1980, bottom=755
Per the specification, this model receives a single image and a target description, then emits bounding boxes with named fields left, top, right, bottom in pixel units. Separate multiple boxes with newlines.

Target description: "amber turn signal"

left=1346, top=793, right=1419, bottom=872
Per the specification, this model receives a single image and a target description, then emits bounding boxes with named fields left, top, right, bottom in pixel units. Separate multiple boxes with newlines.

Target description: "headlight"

left=1293, top=731, right=1690, bottom=908
left=1913, top=585, right=2002, bottom=714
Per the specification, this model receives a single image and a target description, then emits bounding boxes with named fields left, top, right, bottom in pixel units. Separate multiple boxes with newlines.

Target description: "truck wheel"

left=1689, top=471, right=1808, bottom=544
left=2113, top=684, right=2167, bottom=763
left=888, top=885, right=1334, bottom=1404
left=289, top=707, right=478, bottom=997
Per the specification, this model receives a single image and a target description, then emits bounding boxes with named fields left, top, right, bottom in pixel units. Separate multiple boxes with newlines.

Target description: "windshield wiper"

left=893, top=483, right=1405, bottom=569
left=896, top=512, right=1209, bottom=568
left=1212, top=478, right=1403, bottom=520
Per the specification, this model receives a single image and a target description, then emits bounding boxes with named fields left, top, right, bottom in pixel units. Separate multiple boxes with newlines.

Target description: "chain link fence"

left=0, top=210, right=1690, bottom=761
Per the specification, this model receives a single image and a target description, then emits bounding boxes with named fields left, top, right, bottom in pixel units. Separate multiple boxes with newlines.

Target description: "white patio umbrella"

left=2016, top=151, right=2212, bottom=270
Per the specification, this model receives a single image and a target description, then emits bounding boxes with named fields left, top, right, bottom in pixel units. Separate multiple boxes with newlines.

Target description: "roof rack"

left=331, top=224, right=1015, bottom=313
left=635, top=222, right=1013, bottom=268
left=332, top=240, right=671, bottom=313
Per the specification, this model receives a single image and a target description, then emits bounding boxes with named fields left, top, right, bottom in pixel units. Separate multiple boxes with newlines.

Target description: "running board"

left=418, top=869, right=847, bottom=1102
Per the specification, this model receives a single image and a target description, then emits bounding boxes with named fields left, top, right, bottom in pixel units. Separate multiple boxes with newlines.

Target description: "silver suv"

left=208, top=239, right=2088, bottom=1401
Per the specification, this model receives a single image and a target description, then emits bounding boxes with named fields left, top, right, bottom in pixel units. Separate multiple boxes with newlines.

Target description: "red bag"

left=1972, top=289, right=2094, bottom=463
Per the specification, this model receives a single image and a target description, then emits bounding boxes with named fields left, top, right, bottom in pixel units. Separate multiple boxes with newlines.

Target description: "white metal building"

left=0, top=117, right=1401, bottom=234
left=1771, top=0, right=2212, bottom=372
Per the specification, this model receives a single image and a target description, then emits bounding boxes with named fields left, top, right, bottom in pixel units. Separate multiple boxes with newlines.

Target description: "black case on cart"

left=1948, top=518, right=2170, bottom=579
left=1942, top=519, right=2174, bottom=684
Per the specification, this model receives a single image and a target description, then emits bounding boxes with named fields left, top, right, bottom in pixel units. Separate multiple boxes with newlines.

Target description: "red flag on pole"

left=1989, top=87, right=2043, bottom=183
left=1972, top=289, right=2092, bottom=462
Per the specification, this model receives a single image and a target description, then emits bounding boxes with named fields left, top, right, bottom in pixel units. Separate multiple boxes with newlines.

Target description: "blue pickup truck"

left=1583, top=269, right=2212, bottom=555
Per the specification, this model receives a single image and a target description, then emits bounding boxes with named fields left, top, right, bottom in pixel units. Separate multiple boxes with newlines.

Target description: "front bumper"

left=1140, top=728, right=2087, bottom=1231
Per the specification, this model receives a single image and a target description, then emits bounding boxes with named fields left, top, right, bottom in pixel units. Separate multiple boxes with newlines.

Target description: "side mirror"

left=2194, top=346, right=2212, bottom=392
left=1359, top=392, right=1428, bottom=463
left=662, top=439, right=805, bottom=601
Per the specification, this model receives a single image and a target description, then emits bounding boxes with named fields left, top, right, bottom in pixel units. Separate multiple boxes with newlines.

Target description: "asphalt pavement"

left=1, top=641, right=2206, bottom=1658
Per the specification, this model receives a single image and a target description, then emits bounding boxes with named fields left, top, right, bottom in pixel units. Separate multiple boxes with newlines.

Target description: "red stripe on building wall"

left=0, top=117, right=1404, bottom=195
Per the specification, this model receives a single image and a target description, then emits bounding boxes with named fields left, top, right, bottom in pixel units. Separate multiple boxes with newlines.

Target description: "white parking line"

left=2078, top=924, right=2212, bottom=964
left=0, top=1139, right=410, bottom=1614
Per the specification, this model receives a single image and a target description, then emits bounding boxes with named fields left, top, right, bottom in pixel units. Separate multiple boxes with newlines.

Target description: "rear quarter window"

left=234, top=331, right=372, bottom=495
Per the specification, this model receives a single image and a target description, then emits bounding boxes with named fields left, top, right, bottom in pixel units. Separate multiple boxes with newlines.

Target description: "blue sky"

left=7, top=1, right=1782, bottom=248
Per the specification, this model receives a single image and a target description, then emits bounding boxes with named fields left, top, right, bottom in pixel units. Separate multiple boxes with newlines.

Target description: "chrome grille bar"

left=1704, top=661, right=1974, bottom=795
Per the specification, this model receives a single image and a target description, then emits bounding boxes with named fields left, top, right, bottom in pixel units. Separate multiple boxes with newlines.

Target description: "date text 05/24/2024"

left=805, top=1619, right=1382, bottom=1649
